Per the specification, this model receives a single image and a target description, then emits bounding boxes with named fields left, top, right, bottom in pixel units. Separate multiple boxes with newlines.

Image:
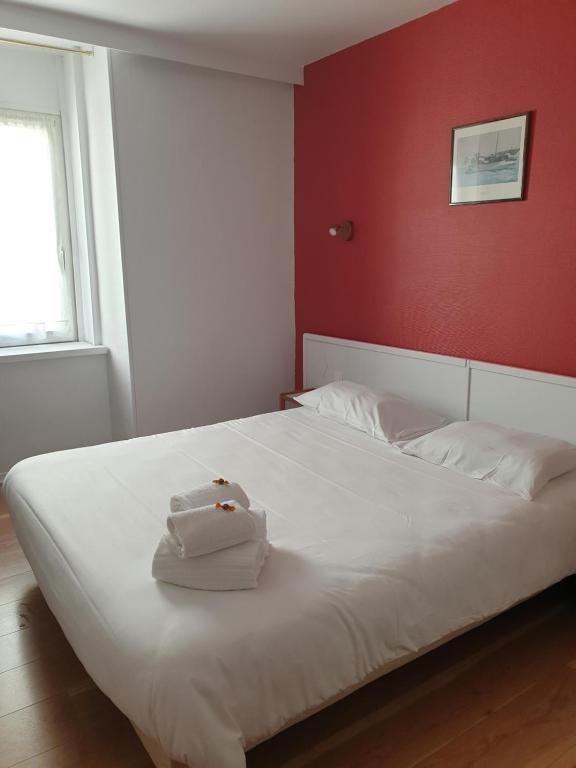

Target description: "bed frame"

left=303, top=333, right=576, bottom=442
left=97, top=334, right=576, bottom=765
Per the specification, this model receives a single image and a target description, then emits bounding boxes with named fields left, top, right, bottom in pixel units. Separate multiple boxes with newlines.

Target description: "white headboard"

left=303, top=334, right=469, bottom=420
left=468, top=360, right=576, bottom=443
left=303, top=334, right=576, bottom=442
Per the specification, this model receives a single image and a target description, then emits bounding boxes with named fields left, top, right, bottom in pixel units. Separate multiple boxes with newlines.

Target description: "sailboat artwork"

left=450, top=113, right=530, bottom=205
left=458, top=127, right=521, bottom=186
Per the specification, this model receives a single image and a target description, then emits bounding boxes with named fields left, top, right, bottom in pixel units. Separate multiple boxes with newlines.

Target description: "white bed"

left=5, top=335, right=576, bottom=767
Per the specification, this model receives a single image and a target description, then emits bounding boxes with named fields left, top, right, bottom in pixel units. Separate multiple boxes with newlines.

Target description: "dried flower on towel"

left=215, top=502, right=236, bottom=512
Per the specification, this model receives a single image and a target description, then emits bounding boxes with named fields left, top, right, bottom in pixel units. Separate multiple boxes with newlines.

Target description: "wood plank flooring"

left=1, top=490, right=576, bottom=767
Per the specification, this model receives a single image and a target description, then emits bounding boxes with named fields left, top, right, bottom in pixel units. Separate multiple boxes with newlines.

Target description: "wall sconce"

left=328, top=220, right=353, bottom=241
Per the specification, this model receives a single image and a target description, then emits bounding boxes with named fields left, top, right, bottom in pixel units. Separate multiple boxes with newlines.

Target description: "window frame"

left=0, top=106, right=79, bottom=348
left=0, top=50, right=102, bottom=351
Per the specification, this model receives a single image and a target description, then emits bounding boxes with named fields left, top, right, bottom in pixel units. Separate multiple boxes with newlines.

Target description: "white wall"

left=0, top=353, right=111, bottom=476
left=0, top=41, right=295, bottom=466
left=79, top=47, right=136, bottom=439
left=108, top=52, right=295, bottom=436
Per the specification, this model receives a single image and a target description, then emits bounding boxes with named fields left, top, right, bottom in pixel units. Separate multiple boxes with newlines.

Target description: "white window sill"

left=0, top=342, right=109, bottom=363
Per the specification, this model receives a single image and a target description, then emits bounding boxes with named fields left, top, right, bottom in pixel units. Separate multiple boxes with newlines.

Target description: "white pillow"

left=294, top=381, right=447, bottom=443
left=401, top=420, right=576, bottom=500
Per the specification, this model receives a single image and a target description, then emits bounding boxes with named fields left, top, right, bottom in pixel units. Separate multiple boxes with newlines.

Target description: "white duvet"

left=5, top=408, right=576, bottom=767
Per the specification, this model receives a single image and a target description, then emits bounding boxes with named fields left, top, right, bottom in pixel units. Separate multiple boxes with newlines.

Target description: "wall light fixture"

left=328, top=220, right=353, bottom=241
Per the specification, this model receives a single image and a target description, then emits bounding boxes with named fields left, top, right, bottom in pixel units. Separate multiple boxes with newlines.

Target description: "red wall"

left=294, top=0, right=576, bottom=386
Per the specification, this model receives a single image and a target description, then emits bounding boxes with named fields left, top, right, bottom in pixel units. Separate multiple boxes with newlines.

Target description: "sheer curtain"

left=0, top=108, right=77, bottom=347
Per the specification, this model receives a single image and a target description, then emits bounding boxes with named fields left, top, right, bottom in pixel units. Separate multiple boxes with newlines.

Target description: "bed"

left=5, top=334, right=576, bottom=768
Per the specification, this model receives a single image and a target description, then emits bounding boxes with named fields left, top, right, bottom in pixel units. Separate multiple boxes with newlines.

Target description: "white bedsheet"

left=5, top=408, right=576, bottom=767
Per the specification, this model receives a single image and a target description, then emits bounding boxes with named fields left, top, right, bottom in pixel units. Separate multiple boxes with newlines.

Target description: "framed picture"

left=449, top=112, right=530, bottom=205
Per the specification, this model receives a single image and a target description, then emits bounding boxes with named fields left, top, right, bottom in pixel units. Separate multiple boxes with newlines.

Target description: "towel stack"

left=152, top=479, right=269, bottom=590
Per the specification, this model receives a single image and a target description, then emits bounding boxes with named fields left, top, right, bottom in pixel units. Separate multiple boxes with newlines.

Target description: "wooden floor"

left=2, top=491, right=576, bottom=768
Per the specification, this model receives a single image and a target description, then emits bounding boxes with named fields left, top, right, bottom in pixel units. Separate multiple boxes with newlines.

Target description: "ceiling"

left=0, top=0, right=458, bottom=82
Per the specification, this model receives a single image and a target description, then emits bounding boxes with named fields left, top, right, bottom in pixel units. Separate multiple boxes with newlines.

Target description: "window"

left=0, top=108, right=77, bottom=347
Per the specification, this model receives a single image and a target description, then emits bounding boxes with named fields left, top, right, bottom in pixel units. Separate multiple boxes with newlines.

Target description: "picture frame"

left=449, top=112, right=530, bottom=205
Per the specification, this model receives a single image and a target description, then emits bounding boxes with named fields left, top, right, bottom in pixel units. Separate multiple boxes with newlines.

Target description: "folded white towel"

left=153, top=510, right=269, bottom=591
left=250, top=507, right=267, bottom=541
left=170, top=480, right=250, bottom=513
left=167, top=502, right=257, bottom=558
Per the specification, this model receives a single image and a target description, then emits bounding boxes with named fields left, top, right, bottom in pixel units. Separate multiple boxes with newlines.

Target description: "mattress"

left=5, top=408, right=576, bottom=768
